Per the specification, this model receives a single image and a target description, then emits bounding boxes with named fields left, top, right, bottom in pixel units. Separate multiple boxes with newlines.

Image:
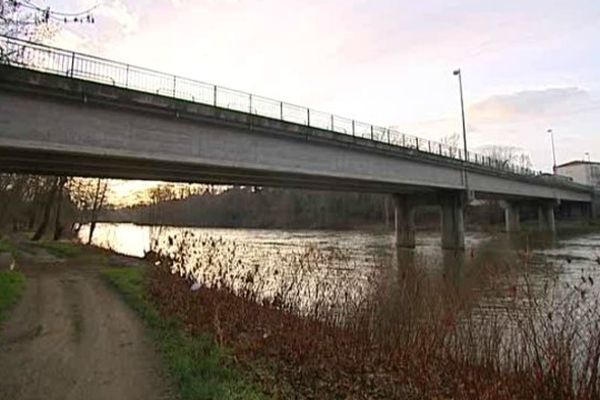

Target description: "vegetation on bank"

left=0, top=271, right=25, bottom=325
left=139, top=233, right=600, bottom=400
left=0, top=237, right=17, bottom=256
left=31, top=240, right=84, bottom=258
left=102, top=267, right=269, bottom=400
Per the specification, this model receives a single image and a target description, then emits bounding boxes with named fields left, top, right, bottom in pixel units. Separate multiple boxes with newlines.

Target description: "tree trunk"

left=52, top=177, right=67, bottom=240
left=87, top=179, right=107, bottom=245
left=32, top=177, right=59, bottom=241
left=87, top=220, right=97, bottom=245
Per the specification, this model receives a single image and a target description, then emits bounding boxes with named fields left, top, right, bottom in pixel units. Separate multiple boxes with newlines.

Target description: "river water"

left=79, top=223, right=600, bottom=315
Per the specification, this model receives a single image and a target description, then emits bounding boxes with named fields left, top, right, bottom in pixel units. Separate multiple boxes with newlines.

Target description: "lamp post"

left=547, top=129, right=557, bottom=173
left=453, top=69, right=470, bottom=198
left=453, top=69, right=468, bottom=164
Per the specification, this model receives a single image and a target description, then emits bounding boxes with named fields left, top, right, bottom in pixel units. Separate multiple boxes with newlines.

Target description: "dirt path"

left=0, top=261, right=175, bottom=400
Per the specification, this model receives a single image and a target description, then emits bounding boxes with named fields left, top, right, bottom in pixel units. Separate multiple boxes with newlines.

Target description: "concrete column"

left=503, top=202, right=521, bottom=233
left=393, top=194, right=416, bottom=248
left=440, top=192, right=465, bottom=250
left=592, top=192, right=599, bottom=220
left=538, top=202, right=556, bottom=232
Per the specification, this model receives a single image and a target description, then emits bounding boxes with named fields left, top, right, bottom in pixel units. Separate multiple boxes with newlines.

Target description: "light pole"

left=585, top=152, right=590, bottom=162
left=453, top=69, right=468, bottom=164
left=453, top=69, right=470, bottom=197
left=547, top=129, right=557, bottom=173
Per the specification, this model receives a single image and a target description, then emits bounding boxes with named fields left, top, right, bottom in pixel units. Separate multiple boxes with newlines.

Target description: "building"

left=556, top=161, right=600, bottom=218
left=555, top=161, right=600, bottom=189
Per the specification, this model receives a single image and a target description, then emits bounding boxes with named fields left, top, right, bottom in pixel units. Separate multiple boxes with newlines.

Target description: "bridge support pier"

left=538, top=202, right=556, bottom=232
left=440, top=192, right=465, bottom=250
left=501, top=201, right=521, bottom=233
left=393, top=194, right=416, bottom=248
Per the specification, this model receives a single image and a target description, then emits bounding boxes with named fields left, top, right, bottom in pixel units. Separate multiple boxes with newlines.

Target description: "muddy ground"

left=0, top=248, right=175, bottom=400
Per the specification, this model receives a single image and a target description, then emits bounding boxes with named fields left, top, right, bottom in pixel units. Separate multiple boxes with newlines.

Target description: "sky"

left=40, top=0, right=600, bottom=203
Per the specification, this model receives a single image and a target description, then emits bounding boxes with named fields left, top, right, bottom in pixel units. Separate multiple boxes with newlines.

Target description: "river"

left=79, top=223, right=600, bottom=318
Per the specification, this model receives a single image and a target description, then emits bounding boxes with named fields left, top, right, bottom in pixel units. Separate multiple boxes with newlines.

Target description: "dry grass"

left=144, top=233, right=600, bottom=399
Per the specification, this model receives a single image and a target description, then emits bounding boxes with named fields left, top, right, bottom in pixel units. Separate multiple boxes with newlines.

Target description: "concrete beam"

left=393, top=194, right=416, bottom=248
left=440, top=192, right=465, bottom=250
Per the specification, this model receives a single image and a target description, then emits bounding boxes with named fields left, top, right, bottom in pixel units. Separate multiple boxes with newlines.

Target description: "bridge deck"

left=0, top=63, right=593, bottom=203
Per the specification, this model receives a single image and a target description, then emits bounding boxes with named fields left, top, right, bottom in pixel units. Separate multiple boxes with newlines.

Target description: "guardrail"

left=0, top=35, right=538, bottom=176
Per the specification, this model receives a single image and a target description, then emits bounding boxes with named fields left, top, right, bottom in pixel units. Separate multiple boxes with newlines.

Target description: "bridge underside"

left=0, top=146, right=435, bottom=195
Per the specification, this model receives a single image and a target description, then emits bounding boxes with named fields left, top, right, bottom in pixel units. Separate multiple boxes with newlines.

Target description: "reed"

left=144, top=233, right=600, bottom=399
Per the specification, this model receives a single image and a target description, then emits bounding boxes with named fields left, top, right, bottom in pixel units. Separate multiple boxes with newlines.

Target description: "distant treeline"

left=101, top=186, right=507, bottom=230
left=102, top=187, right=393, bottom=229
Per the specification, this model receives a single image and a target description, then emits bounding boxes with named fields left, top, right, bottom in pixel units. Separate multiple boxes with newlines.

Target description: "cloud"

left=469, top=87, right=592, bottom=122
left=95, top=0, right=139, bottom=35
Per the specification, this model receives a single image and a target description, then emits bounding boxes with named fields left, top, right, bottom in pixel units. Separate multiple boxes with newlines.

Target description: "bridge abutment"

left=393, top=194, right=416, bottom=248
left=440, top=192, right=465, bottom=250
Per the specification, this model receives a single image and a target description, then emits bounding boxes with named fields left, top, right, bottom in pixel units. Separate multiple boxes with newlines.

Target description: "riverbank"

left=3, top=232, right=600, bottom=399
left=103, top=267, right=269, bottom=399
left=0, top=239, right=177, bottom=400
left=0, top=271, right=25, bottom=325
left=0, top=236, right=271, bottom=400
left=142, top=230, right=600, bottom=399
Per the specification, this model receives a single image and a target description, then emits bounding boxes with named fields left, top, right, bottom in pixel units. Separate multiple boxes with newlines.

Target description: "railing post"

left=280, top=102, right=283, bottom=120
left=402, top=134, right=406, bottom=147
left=69, top=51, right=75, bottom=78
left=331, top=115, right=334, bottom=131
left=416, top=137, right=419, bottom=150
left=352, top=120, right=355, bottom=136
left=125, top=64, right=129, bottom=88
left=173, top=76, right=177, bottom=98
left=249, top=94, right=252, bottom=113
left=370, top=125, right=374, bottom=140
left=428, top=141, right=431, bottom=152
left=213, top=85, right=217, bottom=107
left=307, top=108, right=310, bottom=126
left=439, top=143, right=442, bottom=154
left=387, top=128, right=390, bottom=144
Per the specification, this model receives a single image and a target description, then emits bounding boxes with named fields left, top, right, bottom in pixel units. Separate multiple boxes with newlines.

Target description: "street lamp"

left=547, top=129, right=557, bottom=173
left=453, top=69, right=470, bottom=198
left=453, top=69, right=468, bottom=164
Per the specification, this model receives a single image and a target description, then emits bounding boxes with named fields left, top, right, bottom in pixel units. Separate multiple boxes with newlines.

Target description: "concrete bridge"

left=0, top=37, right=594, bottom=249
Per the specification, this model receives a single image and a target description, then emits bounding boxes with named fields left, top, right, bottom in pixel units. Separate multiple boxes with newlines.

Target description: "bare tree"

left=65, top=177, right=110, bottom=243
left=0, top=0, right=95, bottom=38
left=87, top=178, right=108, bottom=245
left=439, top=132, right=461, bottom=157
left=68, top=178, right=93, bottom=235
left=31, top=176, right=59, bottom=241
left=478, top=145, right=533, bottom=169
left=1, top=0, right=96, bottom=65
left=52, top=176, right=67, bottom=240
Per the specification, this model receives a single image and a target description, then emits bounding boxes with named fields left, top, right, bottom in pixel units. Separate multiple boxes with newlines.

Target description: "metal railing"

left=0, top=35, right=538, bottom=176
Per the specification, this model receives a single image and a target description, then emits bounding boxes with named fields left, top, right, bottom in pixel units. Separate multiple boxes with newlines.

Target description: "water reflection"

left=80, top=223, right=600, bottom=315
